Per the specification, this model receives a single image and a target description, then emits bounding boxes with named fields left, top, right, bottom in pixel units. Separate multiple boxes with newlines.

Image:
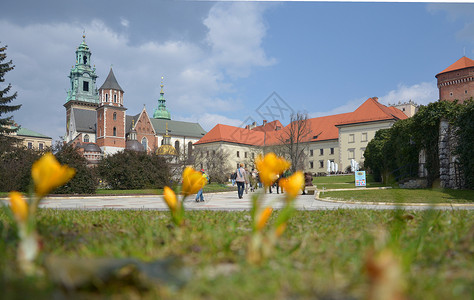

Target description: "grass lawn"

left=313, top=174, right=387, bottom=190
left=1, top=208, right=473, bottom=299
left=320, top=188, right=474, bottom=204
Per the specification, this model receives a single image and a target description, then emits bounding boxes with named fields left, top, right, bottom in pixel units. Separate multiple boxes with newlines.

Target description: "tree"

left=0, top=43, right=21, bottom=138
left=276, top=112, right=312, bottom=173
left=193, top=147, right=232, bottom=184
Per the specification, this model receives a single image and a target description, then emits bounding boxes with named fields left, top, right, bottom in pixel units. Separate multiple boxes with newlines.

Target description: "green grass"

left=1, top=208, right=473, bottom=299
left=313, top=174, right=387, bottom=190
left=320, top=188, right=474, bottom=204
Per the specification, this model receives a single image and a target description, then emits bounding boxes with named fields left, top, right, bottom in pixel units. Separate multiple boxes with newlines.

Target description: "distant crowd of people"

left=230, top=164, right=313, bottom=199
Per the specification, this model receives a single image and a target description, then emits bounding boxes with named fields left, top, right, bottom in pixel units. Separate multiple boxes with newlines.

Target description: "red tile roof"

left=193, top=124, right=266, bottom=146
left=436, top=56, right=474, bottom=77
left=336, top=97, right=407, bottom=126
left=195, top=98, right=407, bottom=146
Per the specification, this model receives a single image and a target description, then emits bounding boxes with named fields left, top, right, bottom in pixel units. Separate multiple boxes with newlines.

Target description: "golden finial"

left=160, top=76, right=164, bottom=93
left=82, top=30, right=86, bottom=41
left=132, top=119, right=135, bottom=128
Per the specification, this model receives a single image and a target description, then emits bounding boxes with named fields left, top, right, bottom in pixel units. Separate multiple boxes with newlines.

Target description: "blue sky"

left=1, top=1, right=474, bottom=141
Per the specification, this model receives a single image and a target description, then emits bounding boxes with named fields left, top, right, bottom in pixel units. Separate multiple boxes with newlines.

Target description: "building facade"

left=64, top=36, right=206, bottom=163
left=194, top=97, right=408, bottom=174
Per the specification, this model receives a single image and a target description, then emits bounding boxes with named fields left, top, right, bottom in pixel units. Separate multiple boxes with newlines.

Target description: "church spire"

left=153, top=76, right=171, bottom=120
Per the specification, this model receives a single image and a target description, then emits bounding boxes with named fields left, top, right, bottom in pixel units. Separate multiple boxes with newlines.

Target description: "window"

left=207, top=151, right=209, bottom=157
left=361, top=132, right=368, bottom=142
left=113, top=127, right=117, bottom=136
left=237, top=151, right=240, bottom=158
left=361, top=147, right=366, bottom=158
left=309, top=161, right=314, bottom=169
left=28, top=142, right=32, bottom=149
left=450, top=92, right=453, bottom=96
left=466, top=90, right=468, bottom=94
left=113, top=112, right=117, bottom=120
left=175, top=141, right=180, bottom=153
left=141, top=137, right=148, bottom=150
left=105, top=94, right=108, bottom=102
left=188, top=142, right=193, bottom=156
left=39, top=143, right=43, bottom=151
left=161, top=139, right=164, bottom=145
left=114, top=94, right=117, bottom=103
left=84, top=134, right=90, bottom=143
left=310, top=149, right=313, bottom=157
left=330, top=148, right=334, bottom=155
left=320, top=148, right=324, bottom=155
left=252, top=153, right=255, bottom=159
left=349, top=134, right=355, bottom=143
left=245, top=152, right=248, bottom=158
left=83, top=81, right=89, bottom=92
left=319, top=160, right=324, bottom=168
left=348, top=148, right=355, bottom=159
left=213, top=150, right=216, bottom=155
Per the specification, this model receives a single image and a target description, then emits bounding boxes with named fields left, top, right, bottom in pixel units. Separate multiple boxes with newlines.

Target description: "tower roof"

left=99, top=68, right=123, bottom=91
left=436, top=56, right=474, bottom=77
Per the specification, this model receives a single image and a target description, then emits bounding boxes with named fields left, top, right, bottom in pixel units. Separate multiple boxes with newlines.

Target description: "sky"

left=1, top=0, right=474, bottom=142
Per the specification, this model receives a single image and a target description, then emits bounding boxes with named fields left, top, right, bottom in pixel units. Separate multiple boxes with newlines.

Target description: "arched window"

left=113, top=127, right=117, bottom=136
left=84, top=134, right=90, bottom=143
left=114, top=94, right=117, bottom=103
left=161, top=138, right=164, bottom=146
left=141, top=137, right=148, bottom=151
left=175, top=140, right=180, bottom=153
left=105, top=94, right=108, bottom=102
left=188, top=141, right=193, bottom=157
left=113, top=112, right=117, bottom=120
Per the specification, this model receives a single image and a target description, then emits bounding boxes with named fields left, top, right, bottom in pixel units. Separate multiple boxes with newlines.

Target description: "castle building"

left=436, top=56, right=474, bottom=103
left=64, top=36, right=206, bottom=164
left=194, top=97, right=408, bottom=173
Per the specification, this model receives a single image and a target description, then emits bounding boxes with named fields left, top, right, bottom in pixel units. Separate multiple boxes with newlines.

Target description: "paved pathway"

left=2, top=189, right=472, bottom=211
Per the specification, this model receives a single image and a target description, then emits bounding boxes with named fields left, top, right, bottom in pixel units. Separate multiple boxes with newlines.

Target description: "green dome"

left=153, top=107, right=171, bottom=119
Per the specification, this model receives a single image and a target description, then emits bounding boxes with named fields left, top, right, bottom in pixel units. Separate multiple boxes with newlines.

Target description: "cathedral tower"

left=96, top=68, right=127, bottom=154
left=64, top=34, right=100, bottom=142
left=153, top=77, right=171, bottom=120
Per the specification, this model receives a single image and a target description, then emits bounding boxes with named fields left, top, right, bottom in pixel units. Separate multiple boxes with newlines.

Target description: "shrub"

left=53, top=143, right=97, bottom=194
left=98, top=150, right=169, bottom=190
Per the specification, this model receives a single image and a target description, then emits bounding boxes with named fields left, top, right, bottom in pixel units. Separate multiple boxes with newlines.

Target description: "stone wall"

left=438, top=119, right=464, bottom=189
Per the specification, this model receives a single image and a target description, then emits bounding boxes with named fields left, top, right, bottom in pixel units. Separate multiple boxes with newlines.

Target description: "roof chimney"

left=263, top=120, right=267, bottom=125
left=372, top=97, right=378, bottom=102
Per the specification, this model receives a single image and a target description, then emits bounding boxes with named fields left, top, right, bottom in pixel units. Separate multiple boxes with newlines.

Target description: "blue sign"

left=355, top=171, right=366, bottom=187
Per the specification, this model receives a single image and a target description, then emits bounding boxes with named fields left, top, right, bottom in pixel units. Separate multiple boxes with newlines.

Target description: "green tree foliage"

left=365, top=100, right=473, bottom=188
left=0, top=141, right=42, bottom=192
left=98, top=150, right=170, bottom=190
left=454, top=99, right=474, bottom=189
left=0, top=43, right=21, bottom=137
left=53, top=143, right=97, bottom=194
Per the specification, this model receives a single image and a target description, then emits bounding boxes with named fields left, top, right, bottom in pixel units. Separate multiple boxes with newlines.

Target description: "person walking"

left=235, top=163, right=247, bottom=199
left=195, top=169, right=208, bottom=202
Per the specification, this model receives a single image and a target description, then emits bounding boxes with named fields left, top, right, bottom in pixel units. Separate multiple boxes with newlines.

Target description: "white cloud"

left=379, top=81, right=438, bottom=106
left=0, top=2, right=274, bottom=141
left=120, top=18, right=129, bottom=28
left=203, top=2, right=276, bottom=78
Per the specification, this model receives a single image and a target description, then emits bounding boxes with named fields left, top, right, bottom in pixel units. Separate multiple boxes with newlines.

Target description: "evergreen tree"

left=0, top=43, right=21, bottom=137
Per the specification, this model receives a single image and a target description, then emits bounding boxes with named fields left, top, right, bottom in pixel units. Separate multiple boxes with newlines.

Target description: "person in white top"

left=235, top=163, right=247, bottom=199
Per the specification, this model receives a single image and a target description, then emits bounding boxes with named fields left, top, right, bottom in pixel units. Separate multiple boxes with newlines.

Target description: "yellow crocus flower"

left=256, top=207, right=273, bottom=231
left=181, top=167, right=207, bottom=197
left=163, top=186, right=178, bottom=212
left=31, top=153, right=76, bottom=198
left=275, top=222, right=287, bottom=237
left=256, top=153, right=291, bottom=187
left=9, top=191, right=28, bottom=222
left=280, top=171, right=304, bottom=199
